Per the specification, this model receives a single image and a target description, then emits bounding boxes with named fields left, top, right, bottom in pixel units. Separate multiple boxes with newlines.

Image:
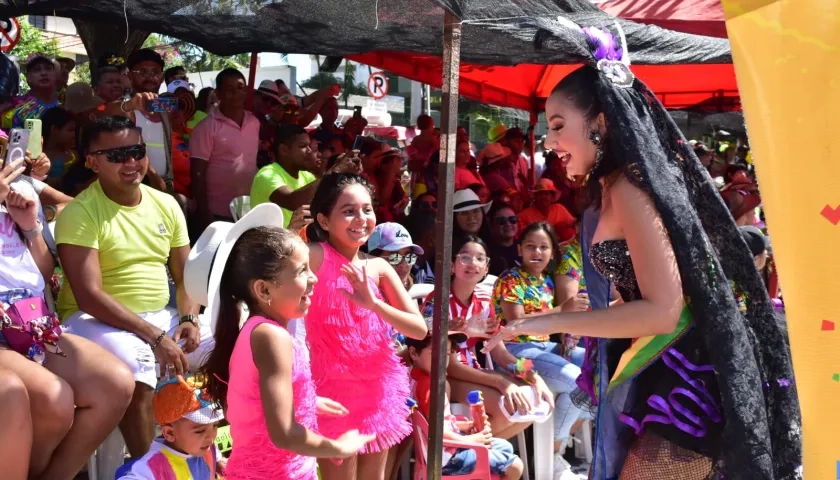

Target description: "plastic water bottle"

left=467, top=390, right=488, bottom=433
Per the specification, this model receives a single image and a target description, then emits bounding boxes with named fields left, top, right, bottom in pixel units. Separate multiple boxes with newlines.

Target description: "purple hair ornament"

left=584, top=21, right=635, bottom=88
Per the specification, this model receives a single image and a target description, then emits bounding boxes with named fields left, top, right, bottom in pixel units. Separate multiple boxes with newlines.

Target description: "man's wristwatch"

left=179, top=314, right=199, bottom=327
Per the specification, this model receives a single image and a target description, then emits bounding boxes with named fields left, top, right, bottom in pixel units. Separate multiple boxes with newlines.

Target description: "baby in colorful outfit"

left=118, top=374, right=225, bottom=480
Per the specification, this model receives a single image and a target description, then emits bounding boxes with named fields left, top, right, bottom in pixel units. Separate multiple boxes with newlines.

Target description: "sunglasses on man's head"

left=495, top=215, right=518, bottom=225
left=89, top=144, right=147, bottom=163
left=384, top=252, right=418, bottom=266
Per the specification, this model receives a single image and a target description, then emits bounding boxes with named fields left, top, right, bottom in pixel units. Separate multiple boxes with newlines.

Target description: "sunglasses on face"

left=495, top=216, right=518, bottom=225
left=131, top=69, right=162, bottom=79
left=89, top=143, right=147, bottom=163
left=384, top=252, right=418, bottom=266
left=418, top=200, right=436, bottom=210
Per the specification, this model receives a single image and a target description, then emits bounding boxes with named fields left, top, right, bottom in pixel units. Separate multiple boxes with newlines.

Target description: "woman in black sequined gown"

left=485, top=22, right=802, bottom=480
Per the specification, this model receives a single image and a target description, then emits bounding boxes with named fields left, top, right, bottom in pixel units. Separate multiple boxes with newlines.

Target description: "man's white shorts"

left=63, top=307, right=215, bottom=388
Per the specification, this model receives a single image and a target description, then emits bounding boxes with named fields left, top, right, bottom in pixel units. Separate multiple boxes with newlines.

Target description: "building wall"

left=28, top=15, right=87, bottom=60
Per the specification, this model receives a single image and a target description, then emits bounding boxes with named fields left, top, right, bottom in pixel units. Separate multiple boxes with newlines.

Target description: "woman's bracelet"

left=149, top=331, right=167, bottom=351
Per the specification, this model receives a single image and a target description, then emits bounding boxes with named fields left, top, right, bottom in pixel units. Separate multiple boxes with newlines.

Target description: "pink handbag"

left=1, top=296, right=64, bottom=365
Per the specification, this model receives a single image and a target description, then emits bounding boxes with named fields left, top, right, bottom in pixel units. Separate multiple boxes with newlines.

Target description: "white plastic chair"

left=229, top=195, right=251, bottom=221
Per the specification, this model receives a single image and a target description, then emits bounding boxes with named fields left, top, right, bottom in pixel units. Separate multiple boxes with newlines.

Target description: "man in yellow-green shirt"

left=56, top=116, right=214, bottom=458
left=249, top=123, right=360, bottom=229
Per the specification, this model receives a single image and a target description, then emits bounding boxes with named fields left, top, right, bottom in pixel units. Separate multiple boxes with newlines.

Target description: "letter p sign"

left=367, top=72, right=389, bottom=100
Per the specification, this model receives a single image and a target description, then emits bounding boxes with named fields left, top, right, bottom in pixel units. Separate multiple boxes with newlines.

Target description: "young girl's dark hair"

left=202, top=226, right=303, bottom=409
left=41, top=107, right=74, bottom=145
left=452, top=234, right=489, bottom=263
left=196, top=87, right=215, bottom=112
left=518, top=221, right=560, bottom=274
left=305, top=173, right=376, bottom=244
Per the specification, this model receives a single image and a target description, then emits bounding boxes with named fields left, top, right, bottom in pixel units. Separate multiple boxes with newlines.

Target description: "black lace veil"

left=533, top=18, right=802, bottom=479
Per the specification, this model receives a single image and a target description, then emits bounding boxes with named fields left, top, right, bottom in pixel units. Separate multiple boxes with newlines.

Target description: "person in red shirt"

left=517, top=178, right=576, bottom=239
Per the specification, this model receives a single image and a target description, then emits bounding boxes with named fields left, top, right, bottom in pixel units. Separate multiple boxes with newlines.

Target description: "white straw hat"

left=184, top=203, right=285, bottom=332
left=452, top=189, right=492, bottom=213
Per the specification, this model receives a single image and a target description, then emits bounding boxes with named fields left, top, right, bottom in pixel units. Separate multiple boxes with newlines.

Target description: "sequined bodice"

left=590, top=239, right=642, bottom=302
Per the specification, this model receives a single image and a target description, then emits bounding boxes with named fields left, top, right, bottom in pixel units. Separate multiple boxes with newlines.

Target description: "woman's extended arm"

left=371, top=258, right=428, bottom=340
left=504, top=176, right=683, bottom=339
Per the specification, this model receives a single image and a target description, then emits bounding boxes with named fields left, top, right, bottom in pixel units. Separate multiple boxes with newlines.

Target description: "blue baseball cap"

left=367, top=222, right=424, bottom=254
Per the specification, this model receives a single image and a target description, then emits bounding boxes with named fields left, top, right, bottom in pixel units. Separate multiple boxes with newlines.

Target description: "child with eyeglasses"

left=420, top=235, right=555, bottom=441
left=367, top=222, right=422, bottom=291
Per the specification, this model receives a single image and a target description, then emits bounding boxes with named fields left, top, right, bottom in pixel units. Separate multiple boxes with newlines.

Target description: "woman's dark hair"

left=551, top=66, right=616, bottom=209
left=203, top=226, right=303, bottom=409
left=0, top=53, right=20, bottom=103
left=453, top=206, right=485, bottom=239
left=41, top=107, right=74, bottom=145
left=518, top=221, right=560, bottom=273
left=196, top=87, right=215, bottom=112
left=305, top=173, right=376, bottom=243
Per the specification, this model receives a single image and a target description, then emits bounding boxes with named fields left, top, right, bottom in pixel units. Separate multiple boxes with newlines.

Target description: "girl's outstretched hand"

left=339, top=264, right=378, bottom=311
left=481, top=320, right=525, bottom=353
left=334, top=430, right=376, bottom=458
left=317, top=397, right=349, bottom=417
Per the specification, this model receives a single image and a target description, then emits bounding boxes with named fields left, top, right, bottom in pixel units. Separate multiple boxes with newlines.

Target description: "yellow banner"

left=722, top=0, right=840, bottom=477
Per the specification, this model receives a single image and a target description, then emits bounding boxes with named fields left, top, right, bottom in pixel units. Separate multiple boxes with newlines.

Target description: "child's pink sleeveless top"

left=305, top=243, right=412, bottom=454
left=225, top=316, right=318, bottom=480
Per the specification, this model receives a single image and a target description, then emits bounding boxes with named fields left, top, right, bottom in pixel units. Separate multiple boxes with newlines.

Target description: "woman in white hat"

left=452, top=188, right=491, bottom=238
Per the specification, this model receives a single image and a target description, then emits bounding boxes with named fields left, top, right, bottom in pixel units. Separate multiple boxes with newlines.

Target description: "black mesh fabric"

left=0, top=0, right=730, bottom=64
left=530, top=19, right=802, bottom=480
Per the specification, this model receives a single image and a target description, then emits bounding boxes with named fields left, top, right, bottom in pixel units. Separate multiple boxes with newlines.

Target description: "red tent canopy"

left=595, top=0, right=727, bottom=38
left=349, top=51, right=738, bottom=112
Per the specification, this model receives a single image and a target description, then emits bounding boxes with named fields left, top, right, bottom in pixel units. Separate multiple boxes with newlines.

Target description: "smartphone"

left=147, top=96, right=179, bottom=113
left=0, top=136, right=7, bottom=168
left=5, top=128, right=30, bottom=172
left=24, top=118, right=42, bottom=158
left=353, top=106, right=362, bottom=118
left=352, top=135, right=365, bottom=151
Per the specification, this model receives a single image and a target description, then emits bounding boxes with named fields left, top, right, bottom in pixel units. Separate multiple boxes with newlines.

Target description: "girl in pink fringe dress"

left=198, top=212, right=374, bottom=480
left=305, top=174, right=428, bottom=480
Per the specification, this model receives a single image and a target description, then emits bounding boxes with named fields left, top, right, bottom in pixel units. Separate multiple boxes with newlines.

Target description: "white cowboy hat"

left=184, top=203, right=285, bottom=333
left=452, top=189, right=492, bottom=213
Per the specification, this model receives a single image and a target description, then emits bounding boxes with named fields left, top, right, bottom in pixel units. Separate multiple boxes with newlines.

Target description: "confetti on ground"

left=833, top=373, right=839, bottom=382
left=823, top=320, right=836, bottom=331
left=822, top=205, right=840, bottom=225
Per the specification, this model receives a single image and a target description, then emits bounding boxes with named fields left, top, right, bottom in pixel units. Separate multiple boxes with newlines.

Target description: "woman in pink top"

left=304, top=173, right=428, bottom=480
left=195, top=205, right=374, bottom=480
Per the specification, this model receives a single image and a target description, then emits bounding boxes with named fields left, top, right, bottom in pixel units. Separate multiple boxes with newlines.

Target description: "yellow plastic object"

left=722, top=1, right=840, bottom=477
left=214, top=424, right=232, bottom=454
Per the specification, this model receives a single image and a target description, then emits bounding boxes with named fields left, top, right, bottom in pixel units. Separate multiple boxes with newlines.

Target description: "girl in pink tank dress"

left=305, top=173, right=428, bottom=479
left=195, top=207, right=374, bottom=480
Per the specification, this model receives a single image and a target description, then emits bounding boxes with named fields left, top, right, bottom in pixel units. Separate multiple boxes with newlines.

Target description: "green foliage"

left=9, top=17, right=59, bottom=62
left=142, top=33, right=257, bottom=73
left=301, top=70, right=367, bottom=101
left=8, top=17, right=60, bottom=93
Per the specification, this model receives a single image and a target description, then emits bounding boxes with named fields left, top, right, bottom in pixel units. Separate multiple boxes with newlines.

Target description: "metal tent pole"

left=246, top=52, right=259, bottom=110
left=426, top=9, right=461, bottom=479
left=529, top=111, right=538, bottom=185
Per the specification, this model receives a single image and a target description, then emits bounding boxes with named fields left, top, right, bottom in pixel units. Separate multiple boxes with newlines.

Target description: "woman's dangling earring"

left=584, top=132, right=604, bottom=184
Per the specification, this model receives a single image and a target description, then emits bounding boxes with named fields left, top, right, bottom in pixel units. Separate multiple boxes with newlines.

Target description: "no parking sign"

left=0, top=18, right=20, bottom=52
left=367, top=72, right=389, bottom=100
